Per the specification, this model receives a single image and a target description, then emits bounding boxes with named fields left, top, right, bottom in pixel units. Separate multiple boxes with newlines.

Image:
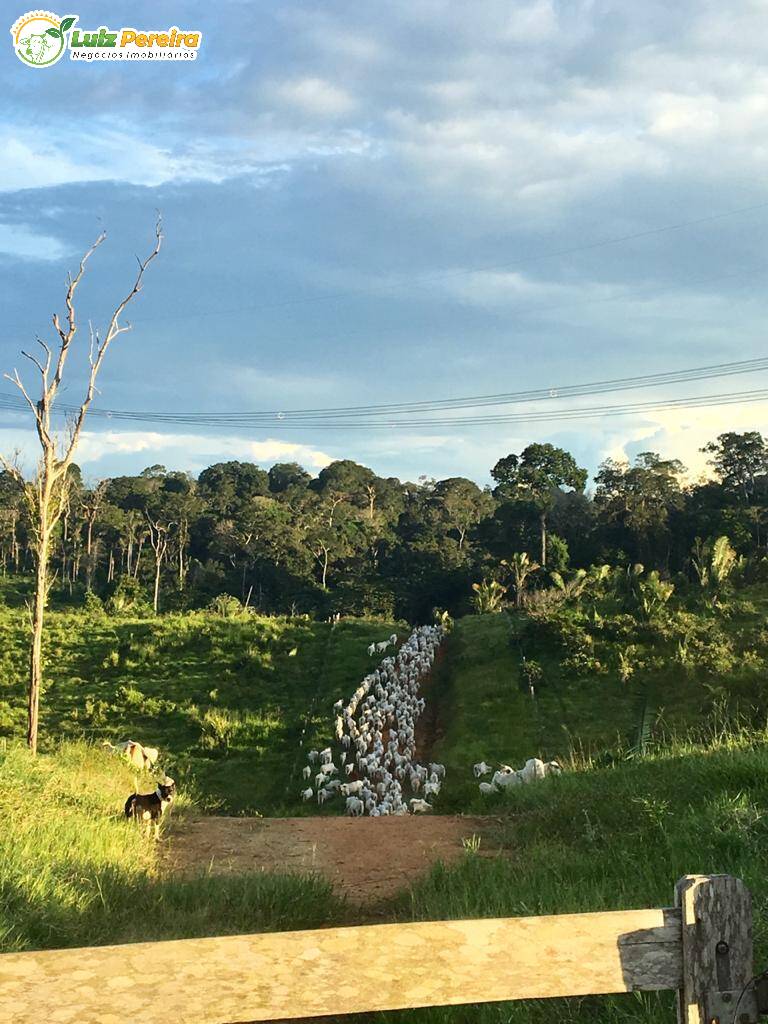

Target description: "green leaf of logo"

left=59, top=16, right=76, bottom=33
left=45, top=27, right=62, bottom=38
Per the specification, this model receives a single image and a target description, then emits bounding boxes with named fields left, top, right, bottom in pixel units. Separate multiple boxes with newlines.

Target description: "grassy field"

left=0, top=583, right=401, bottom=814
left=4, top=577, right=768, bottom=1023
left=428, top=587, right=768, bottom=811
left=4, top=726, right=768, bottom=1024
left=0, top=741, right=347, bottom=954
left=378, top=721, right=768, bottom=1024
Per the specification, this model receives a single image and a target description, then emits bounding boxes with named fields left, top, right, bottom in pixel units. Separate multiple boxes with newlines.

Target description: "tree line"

left=1, top=431, right=766, bottom=622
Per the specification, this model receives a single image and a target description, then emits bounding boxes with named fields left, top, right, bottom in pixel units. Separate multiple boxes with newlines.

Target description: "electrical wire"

left=113, top=198, right=768, bottom=325
left=1, top=385, right=767, bottom=430
left=1, top=356, right=767, bottom=427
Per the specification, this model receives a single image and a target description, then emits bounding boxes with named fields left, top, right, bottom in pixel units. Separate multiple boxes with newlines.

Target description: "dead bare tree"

left=3, top=220, right=162, bottom=754
left=145, top=511, right=171, bottom=614
left=81, top=479, right=107, bottom=591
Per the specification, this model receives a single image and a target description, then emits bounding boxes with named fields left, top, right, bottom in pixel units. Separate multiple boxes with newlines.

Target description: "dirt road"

left=166, top=814, right=497, bottom=904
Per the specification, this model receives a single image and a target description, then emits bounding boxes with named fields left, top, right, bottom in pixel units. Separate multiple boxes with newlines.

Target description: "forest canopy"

left=1, top=432, right=766, bottom=622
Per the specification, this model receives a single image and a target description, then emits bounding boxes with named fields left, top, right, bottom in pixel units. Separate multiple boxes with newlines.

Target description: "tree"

left=197, top=461, right=270, bottom=516
left=268, top=462, right=311, bottom=494
left=502, top=552, right=540, bottom=608
left=2, top=221, right=162, bottom=754
left=491, top=444, right=587, bottom=566
left=0, top=468, right=26, bottom=573
left=430, top=477, right=494, bottom=555
left=701, top=432, right=768, bottom=503
left=594, top=452, right=685, bottom=566
left=691, top=535, right=739, bottom=605
left=471, top=578, right=507, bottom=613
left=80, top=480, right=107, bottom=591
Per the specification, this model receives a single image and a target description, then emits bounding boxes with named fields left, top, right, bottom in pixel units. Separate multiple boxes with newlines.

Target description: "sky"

left=1, top=0, right=767, bottom=488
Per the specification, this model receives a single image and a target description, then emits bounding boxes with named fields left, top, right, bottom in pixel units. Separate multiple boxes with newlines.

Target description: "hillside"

left=0, top=742, right=345, bottom=954
left=4, top=584, right=768, bottom=1023
left=4, top=731, right=768, bottom=1024
left=0, top=591, right=401, bottom=814
left=428, top=585, right=768, bottom=811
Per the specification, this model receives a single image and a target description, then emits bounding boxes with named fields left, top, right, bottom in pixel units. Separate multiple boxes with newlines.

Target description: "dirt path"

left=166, top=815, right=497, bottom=905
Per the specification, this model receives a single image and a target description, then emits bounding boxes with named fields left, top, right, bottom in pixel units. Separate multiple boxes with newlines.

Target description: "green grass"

left=354, top=725, right=768, bottom=1024
left=0, top=741, right=346, bottom=953
left=4, top=714, right=768, bottom=1024
left=429, top=590, right=768, bottom=811
left=0, top=590, right=402, bottom=814
left=4, top=579, right=768, bottom=1023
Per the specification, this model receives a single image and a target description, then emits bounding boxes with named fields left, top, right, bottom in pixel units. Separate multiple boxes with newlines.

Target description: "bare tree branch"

left=50, top=231, right=107, bottom=398
left=62, top=217, right=162, bottom=470
left=1, top=219, right=162, bottom=755
left=21, top=349, right=48, bottom=378
left=5, top=369, right=42, bottom=421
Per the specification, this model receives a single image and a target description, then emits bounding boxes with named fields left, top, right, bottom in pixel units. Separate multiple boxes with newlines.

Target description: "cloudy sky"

left=1, top=0, right=767, bottom=486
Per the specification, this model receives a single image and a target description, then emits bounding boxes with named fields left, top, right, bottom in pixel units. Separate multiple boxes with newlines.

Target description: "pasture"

left=4, top=577, right=768, bottom=1024
left=0, top=581, right=402, bottom=814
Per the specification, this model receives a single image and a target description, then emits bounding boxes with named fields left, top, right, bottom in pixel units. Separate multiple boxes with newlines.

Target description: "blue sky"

left=1, top=0, right=767, bottom=486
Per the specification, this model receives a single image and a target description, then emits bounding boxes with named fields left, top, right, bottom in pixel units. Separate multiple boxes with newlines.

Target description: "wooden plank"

left=0, top=907, right=682, bottom=1024
left=676, top=874, right=757, bottom=1024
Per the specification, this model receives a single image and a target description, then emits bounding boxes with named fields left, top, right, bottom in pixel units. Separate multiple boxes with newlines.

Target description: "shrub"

left=471, top=579, right=507, bottom=614
left=83, top=590, right=105, bottom=618
left=208, top=594, right=245, bottom=618
left=521, top=658, right=543, bottom=693
left=106, top=576, right=152, bottom=616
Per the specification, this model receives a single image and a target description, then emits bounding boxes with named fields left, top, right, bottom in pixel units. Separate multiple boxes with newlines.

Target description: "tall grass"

left=369, top=725, right=768, bottom=1024
left=0, top=741, right=345, bottom=953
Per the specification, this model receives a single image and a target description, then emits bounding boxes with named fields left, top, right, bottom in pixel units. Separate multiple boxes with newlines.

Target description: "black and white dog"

left=124, top=776, right=176, bottom=836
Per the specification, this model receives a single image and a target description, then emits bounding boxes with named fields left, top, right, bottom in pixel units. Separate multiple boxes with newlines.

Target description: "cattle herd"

left=300, top=624, right=446, bottom=816
left=474, top=757, right=562, bottom=793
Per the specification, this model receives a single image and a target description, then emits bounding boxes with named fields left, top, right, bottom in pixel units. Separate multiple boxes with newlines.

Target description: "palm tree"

left=502, top=552, right=540, bottom=608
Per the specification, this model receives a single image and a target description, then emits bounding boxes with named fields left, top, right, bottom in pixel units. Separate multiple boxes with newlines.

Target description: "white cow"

left=345, top=796, right=365, bottom=816
left=409, top=798, right=432, bottom=814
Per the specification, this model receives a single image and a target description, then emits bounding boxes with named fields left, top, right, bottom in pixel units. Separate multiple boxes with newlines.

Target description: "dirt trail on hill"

left=166, top=815, right=498, bottom=905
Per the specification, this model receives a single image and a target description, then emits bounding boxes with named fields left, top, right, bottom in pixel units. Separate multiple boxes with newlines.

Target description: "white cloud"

left=271, top=77, right=357, bottom=117
left=0, top=427, right=335, bottom=476
left=0, top=129, right=274, bottom=192
left=0, top=221, right=69, bottom=260
left=502, top=0, right=558, bottom=43
left=0, top=120, right=373, bottom=193
left=598, top=401, right=768, bottom=483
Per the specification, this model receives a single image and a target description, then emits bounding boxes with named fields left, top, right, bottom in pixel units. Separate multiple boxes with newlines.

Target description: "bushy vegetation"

left=431, top=581, right=768, bottom=811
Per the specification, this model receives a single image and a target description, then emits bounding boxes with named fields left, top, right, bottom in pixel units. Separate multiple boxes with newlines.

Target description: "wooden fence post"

left=676, top=874, right=758, bottom=1024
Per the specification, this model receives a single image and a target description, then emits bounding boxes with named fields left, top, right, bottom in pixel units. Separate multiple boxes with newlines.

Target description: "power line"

left=1, top=355, right=767, bottom=423
left=2, top=384, right=763, bottom=430
left=6, top=197, right=762, bottom=332
left=99, top=386, right=768, bottom=428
